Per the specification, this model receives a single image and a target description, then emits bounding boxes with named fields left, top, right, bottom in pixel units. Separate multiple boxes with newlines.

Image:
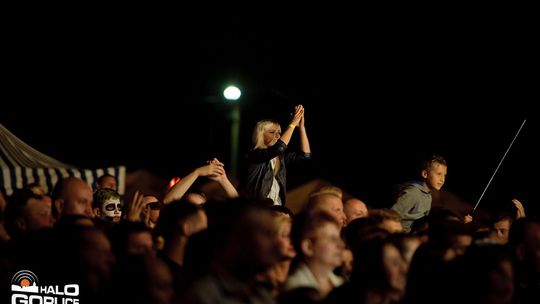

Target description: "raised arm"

left=279, top=105, right=304, bottom=145
left=124, top=190, right=147, bottom=223
left=512, top=198, right=526, bottom=218
left=207, top=158, right=239, bottom=198
left=163, top=162, right=225, bottom=204
left=298, top=106, right=311, bottom=153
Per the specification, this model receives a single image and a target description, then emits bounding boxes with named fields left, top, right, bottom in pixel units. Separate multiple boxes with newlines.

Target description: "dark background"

left=1, top=24, right=538, bottom=216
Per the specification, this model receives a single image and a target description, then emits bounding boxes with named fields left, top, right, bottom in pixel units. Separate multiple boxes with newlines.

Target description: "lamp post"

left=223, top=85, right=241, bottom=178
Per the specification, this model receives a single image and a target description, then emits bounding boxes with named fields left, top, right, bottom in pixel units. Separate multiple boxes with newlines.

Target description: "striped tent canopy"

left=0, top=123, right=125, bottom=196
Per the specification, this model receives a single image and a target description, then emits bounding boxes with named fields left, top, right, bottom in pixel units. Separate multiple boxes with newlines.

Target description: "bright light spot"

left=223, top=86, right=241, bottom=101
left=168, top=177, right=181, bottom=189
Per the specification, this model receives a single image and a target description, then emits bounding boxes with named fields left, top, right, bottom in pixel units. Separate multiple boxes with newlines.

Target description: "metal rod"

left=473, top=119, right=527, bottom=212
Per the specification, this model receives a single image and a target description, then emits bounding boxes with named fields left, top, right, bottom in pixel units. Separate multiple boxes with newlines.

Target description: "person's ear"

left=93, top=208, right=101, bottom=217
left=301, top=239, right=314, bottom=257
left=182, top=222, right=192, bottom=236
left=54, top=199, right=64, bottom=216
left=141, top=205, right=149, bottom=215
left=421, top=169, right=428, bottom=179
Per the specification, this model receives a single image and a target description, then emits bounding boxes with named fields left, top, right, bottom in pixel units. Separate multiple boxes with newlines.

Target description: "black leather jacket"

left=241, top=140, right=311, bottom=206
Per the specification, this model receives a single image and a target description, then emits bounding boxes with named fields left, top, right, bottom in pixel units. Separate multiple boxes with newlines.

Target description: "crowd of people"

left=0, top=105, right=538, bottom=303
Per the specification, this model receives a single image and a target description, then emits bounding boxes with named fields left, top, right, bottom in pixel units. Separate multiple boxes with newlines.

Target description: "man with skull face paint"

left=93, top=188, right=123, bottom=223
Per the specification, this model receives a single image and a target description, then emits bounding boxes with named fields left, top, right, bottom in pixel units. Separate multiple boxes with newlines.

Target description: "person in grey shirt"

left=391, top=155, right=447, bottom=233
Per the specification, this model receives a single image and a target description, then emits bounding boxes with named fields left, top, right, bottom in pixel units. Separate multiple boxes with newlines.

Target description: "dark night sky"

left=2, top=24, right=538, bottom=215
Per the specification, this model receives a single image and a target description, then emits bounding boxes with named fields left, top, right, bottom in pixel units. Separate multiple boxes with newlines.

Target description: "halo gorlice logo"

left=11, top=270, right=39, bottom=293
left=10, top=270, right=79, bottom=304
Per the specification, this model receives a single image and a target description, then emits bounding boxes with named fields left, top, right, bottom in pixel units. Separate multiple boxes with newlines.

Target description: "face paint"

left=102, top=198, right=122, bottom=222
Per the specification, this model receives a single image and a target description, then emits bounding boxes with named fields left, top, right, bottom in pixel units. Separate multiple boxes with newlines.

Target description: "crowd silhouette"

left=0, top=105, right=538, bottom=304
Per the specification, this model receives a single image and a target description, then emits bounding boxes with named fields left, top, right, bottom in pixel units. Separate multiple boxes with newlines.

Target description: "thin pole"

left=230, top=102, right=240, bottom=178
left=473, top=119, right=527, bottom=212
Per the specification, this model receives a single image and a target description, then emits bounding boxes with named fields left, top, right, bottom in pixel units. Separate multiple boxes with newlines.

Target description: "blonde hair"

left=252, top=119, right=281, bottom=149
left=420, top=154, right=447, bottom=172
left=272, top=212, right=292, bottom=236
left=309, top=186, right=343, bottom=199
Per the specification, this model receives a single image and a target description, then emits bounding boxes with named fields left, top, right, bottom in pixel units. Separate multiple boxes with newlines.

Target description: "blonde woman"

left=257, top=206, right=297, bottom=297
left=242, top=105, right=311, bottom=206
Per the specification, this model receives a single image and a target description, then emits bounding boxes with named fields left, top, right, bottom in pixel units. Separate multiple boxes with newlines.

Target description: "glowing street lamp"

left=223, top=86, right=242, bottom=101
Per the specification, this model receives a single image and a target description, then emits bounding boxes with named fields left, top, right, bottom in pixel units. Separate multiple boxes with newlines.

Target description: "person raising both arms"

left=242, top=104, right=311, bottom=206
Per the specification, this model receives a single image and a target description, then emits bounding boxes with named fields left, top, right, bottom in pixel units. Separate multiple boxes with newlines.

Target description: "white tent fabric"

left=0, top=123, right=125, bottom=196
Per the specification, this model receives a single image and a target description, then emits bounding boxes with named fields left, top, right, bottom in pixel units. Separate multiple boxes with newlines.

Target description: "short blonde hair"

left=252, top=119, right=280, bottom=149
left=309, top=186, right=343, bottom=199
left=421, top=154, right=447, bottom=172
left=272, top=212, right=292, bottom=236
